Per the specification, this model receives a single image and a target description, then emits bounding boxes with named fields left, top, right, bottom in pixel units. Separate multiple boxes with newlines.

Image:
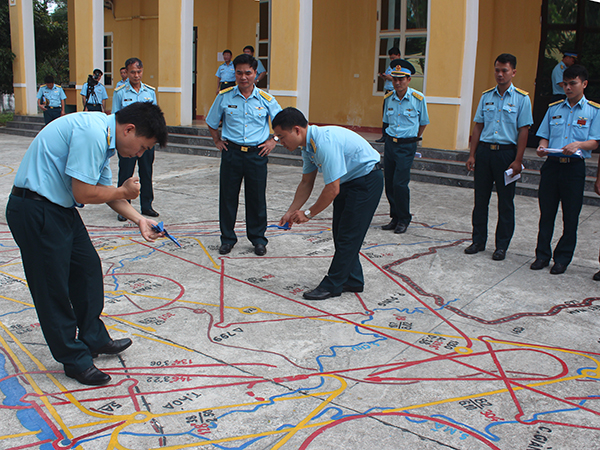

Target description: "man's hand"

left=508, top=160, right=523, bottom=175
left=290, top=210, right=310, bottom=224
left=279, top=212, right=294, bottom=228
left=214, top=139, right=228, bottom=151
left=466, top=156, right=475, bottom=171
left=258, top=138, right=276, bottom=157
left=562, top=141, right=580, bottom=155
left=121, top=177, right=141, bottom=200
left=138, top=217, right=164, bottom=242
left=536, top=145, right=549, bottom=157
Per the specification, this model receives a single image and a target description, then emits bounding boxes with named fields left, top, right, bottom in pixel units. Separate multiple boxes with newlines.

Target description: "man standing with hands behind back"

left=465, top=53, right=533, bottom=261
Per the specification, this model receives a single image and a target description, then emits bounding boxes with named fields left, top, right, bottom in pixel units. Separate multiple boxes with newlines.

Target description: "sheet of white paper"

left=504, top=164, right=525, bottom=185
left=542, top=147, right=584, bottom=158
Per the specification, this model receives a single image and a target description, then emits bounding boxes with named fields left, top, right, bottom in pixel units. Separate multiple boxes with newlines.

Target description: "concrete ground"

left=1, top=132, right=600, bottom=450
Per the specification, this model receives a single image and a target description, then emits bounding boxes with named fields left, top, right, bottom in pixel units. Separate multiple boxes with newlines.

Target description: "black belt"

left=547, top=156, right=583, bottom=164
left=47, top=106, right=61, bottom=109
left=387, top=136, right=421, bottom=144
left=227, top=142, right=262, bottom=153
left=480, top=142, right=516, bottom=151
left=372, top=162, right=382, bottom=171
left=11, top=186, right=51, bottom=202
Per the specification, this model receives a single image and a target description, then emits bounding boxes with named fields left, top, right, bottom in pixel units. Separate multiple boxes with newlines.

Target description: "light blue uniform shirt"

left=36, top=84, right=66, bottom=107
left=13, top=113, right=117, bottom=208
left=112, top=81, right=157, bottom=113
left=551, top=61, right=567, bottom=95
left=383, top=87, right=430, bottom=138
left=473, top=84, right=533, bottom=145
left=256, top=59, right=266, bottom=76
left=206, top=86, right=282, bottom=146
left=302, top=125, right=380, bottom=185
left=80, top=82, right=108, bottom=105
left=383, top=65, right=394, bottom=91
left=215, top=62, right=236, bottom=82
left=536, top=96, right=600, bottom=159
left=116, top=79, right=128, bottom=88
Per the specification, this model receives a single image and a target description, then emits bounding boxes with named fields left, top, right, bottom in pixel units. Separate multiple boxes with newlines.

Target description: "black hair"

left=44, top=75, right=54, bottom=84
left=243, top=45, right=255, bottom=54
left=495, top=53, right=517, bottom=69
left=388, top=47, right=401, bottom=56
left=272, top=107, right=308, bottom=130
left=115, top=102, right=168, bottom=147
left=564, top=64, right=588, bottom=82
left=120, top=67, right=126, bottom=71
left=233, top=53, right=258, bottom=71
left=124, top=57, right=143, bottom=69
left=223, top=49, right=232, bottom=56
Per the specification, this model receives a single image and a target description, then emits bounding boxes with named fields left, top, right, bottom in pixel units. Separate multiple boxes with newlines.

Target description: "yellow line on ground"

left=190, top=237, right=220, bottom=269
left=0, top=270, right=27, bottom=283
left=0, top=294, right=33, bottom=308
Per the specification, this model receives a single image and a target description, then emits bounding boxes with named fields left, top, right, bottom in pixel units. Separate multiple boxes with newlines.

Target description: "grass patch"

left=0, top=112, right=14, bottom=127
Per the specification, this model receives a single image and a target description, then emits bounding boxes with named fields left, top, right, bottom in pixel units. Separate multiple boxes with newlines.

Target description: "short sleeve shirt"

left=205, top=86, right=282, bottom=145
left=36, top=85, right=67, bottom=107
left=383, top=87, right=430, bottom=138
left=383, top=65, right=394, bottom=92
left=256, top=59, right=266, bottom=76
left=215, top=62, right=236, bottom=82
left=116, top=79, right=128, bottom=88
left=13, top=113, right=117, bottom=208
left=80, top=82, right=109, bottom=105
left=302, top=125, right=380, bottom=185
left=551, top=62, right=567, bottom=95
left=473, top=84, right=533, bottom=145
left=112, top=81, right=157, bottom=113
left=536, top=96, right=600, bottom=159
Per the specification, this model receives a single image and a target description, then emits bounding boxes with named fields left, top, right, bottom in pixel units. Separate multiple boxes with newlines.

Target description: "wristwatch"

left=304, top=209, right=313, bottom=219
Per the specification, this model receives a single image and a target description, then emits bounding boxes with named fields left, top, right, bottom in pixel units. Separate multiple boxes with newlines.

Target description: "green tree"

left=0, top=1, right=16, bottom=94
left=35, top=0, right=68, bottom=85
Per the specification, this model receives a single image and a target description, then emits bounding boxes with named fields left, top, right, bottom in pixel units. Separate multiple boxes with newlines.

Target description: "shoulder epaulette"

left=40, top=84, right=47, bottom=88
left=548, top=99, right=564, bottom=107
left=259, top=90, right=273, bottom=102
left=412, top=91, right=424, bottom=101
left=114, top=84, right=126, bottom=92
left=219, top=86, right=234, bottom=95
left=482, top=87, right=495, bottom=94
left=515, top=87, right=529, bottom=96
left=143, top=83, right=155, bottom=91
left=589, top=101, right=600, bottom=109
left=384, top=90, right=394, bottom=99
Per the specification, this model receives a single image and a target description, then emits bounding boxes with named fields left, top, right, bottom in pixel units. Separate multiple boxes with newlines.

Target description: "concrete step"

left=0, top=126, right=39, bottom=138
left=5, top=120, right=44, bottom=132
left=10, top=115, right=44, bottom=124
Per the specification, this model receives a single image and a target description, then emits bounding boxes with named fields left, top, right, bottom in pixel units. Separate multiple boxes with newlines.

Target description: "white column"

left=20, top=0, right=37, bottom=114
left=456, top=0, right=479, bottom=149
left=92, top=0, right=104, bottom=72
left=180, top=0, right=194, bottom=126
left=296, top=0, right=312, bottom=119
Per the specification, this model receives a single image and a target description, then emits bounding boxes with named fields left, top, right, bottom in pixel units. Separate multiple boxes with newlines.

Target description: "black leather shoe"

left=254, top=244, right=267, bottom=256
left=394, top=223, right=409, bottom=234
left=342, top=285, right=364, bottom=293
left=492, top=249, right=506, bottom=261
left=91, top=338, right=132, bottom=358
left=381, top=220, right=398, bottom=231
left=375, top=136, right=386, bottom=143
left=593, top=270, right=600, bottom=281
left=117, top=214, right=127, bottom=222
left=219, top=243, right=234, bottom=255
left=530, top=259, right=550, bottom=270
left=464, top=243, right=485, bottom=254
left=65, top=365, right=111, bottom=386
left=142, top=208, right=160, bottom=217
left=303, top=287, right=342, bottom=300
left=550, top=263, right=567, bottom=275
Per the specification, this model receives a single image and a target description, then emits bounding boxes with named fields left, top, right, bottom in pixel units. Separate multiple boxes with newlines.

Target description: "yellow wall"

left=472, top=0, right=541, bottom=124
left=9, top=1, right=27, bottom=114
left=157, top=0, right=182, bottom=125
left=270, top=0, right=299, bottom=94
left=309, top=0, right=379, bottom=127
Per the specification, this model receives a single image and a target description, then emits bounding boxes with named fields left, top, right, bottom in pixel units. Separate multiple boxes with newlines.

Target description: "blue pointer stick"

left=151, top=221, right=182, bottom=247
left=266, top=222, right=291, bottom=230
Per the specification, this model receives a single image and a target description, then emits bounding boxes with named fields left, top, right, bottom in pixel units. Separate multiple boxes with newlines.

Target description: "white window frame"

left=256, top=0, right=271, bottom=91
left=103, top=32, right=114, bottom=88
left=373, top=0, right=430, bottom=96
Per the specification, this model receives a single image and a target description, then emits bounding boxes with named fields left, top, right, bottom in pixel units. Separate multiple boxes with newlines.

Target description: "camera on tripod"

left=87, top=73, right=99, bottom=88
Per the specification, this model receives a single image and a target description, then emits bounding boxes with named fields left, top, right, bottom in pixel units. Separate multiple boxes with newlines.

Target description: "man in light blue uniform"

left=113, top=57, right=159, bottom=220
left=6, top=102, right=167, bottom=385
left=381, top=60, right=429, bottom=234
left=207, top=53, right=281, bottom=256
left=37, top=75, right=66, bottom=125
left=551, top=51, right=577, bottom=102
left=116, top=67, right=128, bottom=88
left=273, top=107, right=383, bottom=301
left=376, top=47, right=401, bottom=142
left=80, top=68, right=109, bottom=112
left=244, top=46, right=267, bottom=85
left=532, top=64, right=600, bottom=275
left=465, top=53, right=533, bottom=261
left=215, top=49, right=236, bottom=94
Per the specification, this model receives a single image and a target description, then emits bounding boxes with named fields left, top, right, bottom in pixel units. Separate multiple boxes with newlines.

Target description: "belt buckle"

left=392, top=138, right=398, bottom=143
left=241, top=146, right=248, bottom=152
left=490, top=144, right=499, bottom=150
left=559, top=157, right=569, bottom=163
